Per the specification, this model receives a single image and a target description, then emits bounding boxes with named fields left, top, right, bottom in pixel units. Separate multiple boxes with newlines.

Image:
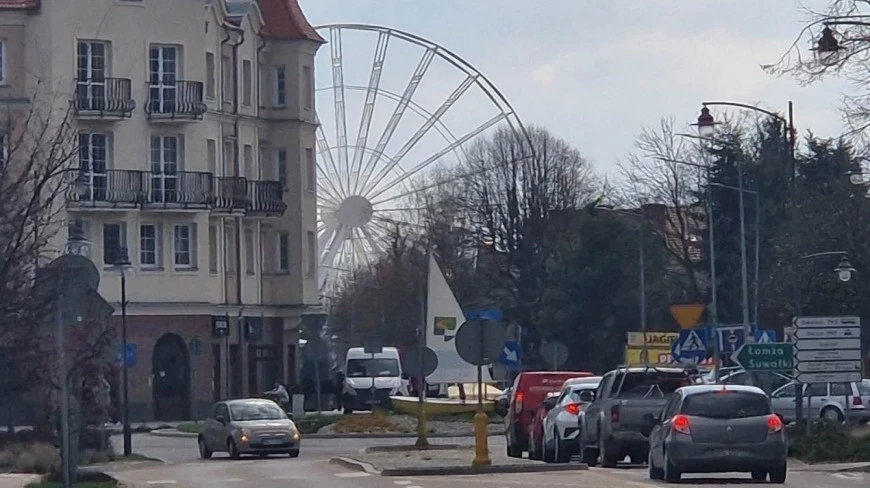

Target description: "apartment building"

left=0, top=0, right=324, bottom=421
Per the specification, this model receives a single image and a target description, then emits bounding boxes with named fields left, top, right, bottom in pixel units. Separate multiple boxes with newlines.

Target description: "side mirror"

left=543, top=398, right=557, bottom=411
left=286, top=412, right=294, bottom=420
left=215, top=414, right=226, bottom=424
left=578, top=391, right=595, bottom=403
left=494, top=400, right=508, bottom=417
left=401, top=372, right=410, bottom=380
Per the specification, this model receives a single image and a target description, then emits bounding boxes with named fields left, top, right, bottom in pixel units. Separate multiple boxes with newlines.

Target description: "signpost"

left=189, top=337, right=202, bottom=422
left=730, top=343, right=794, bottom=372
left=792, top=316, right=863, bottom=432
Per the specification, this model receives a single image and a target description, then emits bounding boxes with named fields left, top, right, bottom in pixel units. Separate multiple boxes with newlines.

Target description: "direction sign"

left=116, top=343, right=137, bottom=368
left=795, top=360, right=862, bottom=374
left=793, top=338, right=861, bottom=351
left=792, top=316, right=860, bottom=328
left=730, top=343, right=793, bottom=372
left=465, top=309, right=503, bottom=322
left=796, top=371, right=863, bottom=384
left=499, top=340, right=521, bottom=368
left=794, top=327, right=860, bottom=340
left=795, top=349, right=863, bottom=362
left=715, top=326, right=747, bottom=353
left=670, top=304, right=705, bottom=329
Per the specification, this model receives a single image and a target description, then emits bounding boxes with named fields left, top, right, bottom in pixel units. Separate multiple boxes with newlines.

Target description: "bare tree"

left=764, top=0, right=870, bottom=135
left=619, top=117, right=706, bottom=300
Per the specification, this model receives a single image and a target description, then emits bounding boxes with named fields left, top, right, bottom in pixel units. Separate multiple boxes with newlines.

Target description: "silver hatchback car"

left=199, top=398, right=302, bottom=459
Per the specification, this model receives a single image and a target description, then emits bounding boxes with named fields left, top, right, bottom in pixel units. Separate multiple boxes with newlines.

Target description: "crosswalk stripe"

left=335, top=472, right=372, bottom=478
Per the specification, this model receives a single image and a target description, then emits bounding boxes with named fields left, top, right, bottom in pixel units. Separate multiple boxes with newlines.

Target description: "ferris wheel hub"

left=334, top=195, right=374, bottom=228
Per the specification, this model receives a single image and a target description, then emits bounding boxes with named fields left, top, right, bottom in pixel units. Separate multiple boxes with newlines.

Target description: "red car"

left=527, top=391, right=560, bottom=460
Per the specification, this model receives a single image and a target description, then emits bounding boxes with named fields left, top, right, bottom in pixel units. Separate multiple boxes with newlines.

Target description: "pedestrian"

left=264, top=380, right=290, bottom=411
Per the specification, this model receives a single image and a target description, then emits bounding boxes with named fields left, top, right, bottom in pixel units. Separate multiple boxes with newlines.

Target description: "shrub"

left=0, top=442, right=60, bottom=474
left=294, top=415, right=336, bottom=434
left=787, top=419, right=870, bottom=462
left=331, top=409, right=402, bottom=433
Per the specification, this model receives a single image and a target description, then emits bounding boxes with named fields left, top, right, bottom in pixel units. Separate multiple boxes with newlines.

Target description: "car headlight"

left=292, top=430, right=301, bottom=441
left=237, top=428, right=250, bottom=443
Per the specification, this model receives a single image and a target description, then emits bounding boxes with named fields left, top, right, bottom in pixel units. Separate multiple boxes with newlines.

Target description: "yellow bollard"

left=471, top=408, right=491, bottom=467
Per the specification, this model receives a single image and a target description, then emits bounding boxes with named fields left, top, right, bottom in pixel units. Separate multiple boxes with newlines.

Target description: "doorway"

left=152, top=333, right=191, bottom=421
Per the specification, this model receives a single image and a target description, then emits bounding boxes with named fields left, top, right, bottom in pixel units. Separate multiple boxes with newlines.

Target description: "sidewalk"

left=790, top=459, right=870, bottom=472
left=0, top=474, right=40, bottom=488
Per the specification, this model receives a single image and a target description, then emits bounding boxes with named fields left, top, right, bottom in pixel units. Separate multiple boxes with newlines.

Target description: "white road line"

left=394, top=481, right=413, bottom=485
left=145, top=481, right=177, bottom=485
left=406, top=485, right=423, bottom=488
left=225, top=478, right=244, bottom=482
left=335, top=472, right=373, bottom=478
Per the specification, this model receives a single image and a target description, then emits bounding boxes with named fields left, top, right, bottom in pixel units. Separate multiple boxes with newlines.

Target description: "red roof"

left=0, top=0, right=38, bottom=8
left=255, top=0, right=325, bottom=43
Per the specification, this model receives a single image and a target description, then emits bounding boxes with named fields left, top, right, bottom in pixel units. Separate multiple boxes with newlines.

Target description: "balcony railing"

left=74, top=78, right=136, bottom=117
left=248, top=180, right=286, bottom=215
left=145, top=80, right=207, bottom=120
left=64, top=170, right=285, bottom=215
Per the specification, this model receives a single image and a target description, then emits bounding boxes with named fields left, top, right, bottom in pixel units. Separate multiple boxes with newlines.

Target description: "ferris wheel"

left=314, top=24, right=529, bottom=292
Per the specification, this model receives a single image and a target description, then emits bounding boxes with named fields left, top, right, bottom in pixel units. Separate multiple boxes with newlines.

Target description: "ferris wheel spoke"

left=351, top=228, right=369, bottom=267
left=368, top=112, right=507, bottom=201
left=350, top=31, right=390, bottom=195
left=329, top=27, right=352, bottom=191
left=321, top=224, right=348, bottom=274
left=360, top=224, right=384, bottom=255
left=316, top=120, right=347, bottom=198
left=356, top=48, right=436, bottom=196
left=362, top=75, right=476, bottom=197
left=317, top=180, right=342, bottom=207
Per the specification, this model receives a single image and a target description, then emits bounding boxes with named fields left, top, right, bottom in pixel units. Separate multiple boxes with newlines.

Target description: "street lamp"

left=814, top=26, right=842, bottom=67
left=111, top=246, right=132, bottom=457
left=693, top=106, right=719, bottom=138
left=835, top=256, right=856, bottom=283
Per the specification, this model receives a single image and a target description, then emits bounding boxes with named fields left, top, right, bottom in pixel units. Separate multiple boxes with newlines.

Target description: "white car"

left=770, top=380, right=870, bottom=424
left=541, top=376, right=601, bottom=463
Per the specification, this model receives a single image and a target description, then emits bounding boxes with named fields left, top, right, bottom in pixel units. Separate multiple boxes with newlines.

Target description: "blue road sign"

left=116, top=343, right=137, bottom=368
left=465, top=309, right=503, bottom=321
left=715, top=326, right=748, bottom=354
left=754, top=329, right=777, bottom=343
left=672, top=329, right=709, bottom=362
left=499, top=340, right=521, bottom=368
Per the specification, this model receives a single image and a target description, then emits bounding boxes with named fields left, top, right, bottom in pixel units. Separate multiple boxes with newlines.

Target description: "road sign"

left=465, top=309, right=503, bottom=321
left=499, top=340, right=521, bottom=368
left=454, top=319, right=506, bottom=366
left=540, top=341, right=569, bottom=369
left=670, top=304, right=705, bottom=329
left=794, top=360, right=862, bottom=374
left=754, top=329, right=776, bottom=343
left=672, top=329, right=708, bottom=362
left=793, top=338, right=861, bottom=350
left=363, top=336, right=383, bottom=354
left=715, top=326, right=747, bottom=354
left=794, top=327, right=860, bottom=340
left=795, top=349, right=863, bottom=362
left=730, top=343, right=794, bottom=372
left=403, top=346, right=439, bottom=378
left=792, top=316, right=860, bottom=328
left=796, top=371, right=863, bottom=384
left=116, top=343, right=137, bottom=368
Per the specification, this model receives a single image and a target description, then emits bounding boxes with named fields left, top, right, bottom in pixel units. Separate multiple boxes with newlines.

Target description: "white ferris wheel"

left=314, top=24, right=529, bottom=293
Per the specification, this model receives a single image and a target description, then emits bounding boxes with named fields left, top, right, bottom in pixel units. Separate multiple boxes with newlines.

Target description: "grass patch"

left=788, top=419, right=870, bottom=463
left=332, top=409, right=410, bottom=434
left=175, top=423, right=201, bottom=434
left=294, top=415, right=337, bottom=434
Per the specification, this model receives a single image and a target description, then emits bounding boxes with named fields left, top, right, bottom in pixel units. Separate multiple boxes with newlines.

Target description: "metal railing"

left=74, top=77, right=136, bottom=117
left=145, top=80, right=208, bottom=119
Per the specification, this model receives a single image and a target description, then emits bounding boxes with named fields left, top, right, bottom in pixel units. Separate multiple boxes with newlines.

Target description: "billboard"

left=625, top=331, right=679, bottom=366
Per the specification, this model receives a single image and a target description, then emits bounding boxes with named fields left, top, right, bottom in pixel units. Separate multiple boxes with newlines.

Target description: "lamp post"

left=111, top=247, right=132, bottom=457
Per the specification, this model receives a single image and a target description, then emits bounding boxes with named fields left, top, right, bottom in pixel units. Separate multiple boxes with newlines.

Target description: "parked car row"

left=499, top=366, right=790, bottom=483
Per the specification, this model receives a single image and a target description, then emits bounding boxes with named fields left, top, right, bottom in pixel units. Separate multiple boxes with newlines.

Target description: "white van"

left=341, top=346, right=409, bottom=411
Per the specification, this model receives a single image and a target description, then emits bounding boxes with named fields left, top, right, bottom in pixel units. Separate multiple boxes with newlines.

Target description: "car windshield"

left=346, top=358, right=400, bottom=377
left=860, top=380, right=870, bottom=396
left=230, top=402, right=286, bottom=421
left=682, top=391, right=771, bottom=419
left=616, top=371, right=689, bottom=399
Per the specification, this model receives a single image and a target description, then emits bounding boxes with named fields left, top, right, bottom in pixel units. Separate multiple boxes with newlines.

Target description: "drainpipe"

left=256, top=37, right=267, bottom=120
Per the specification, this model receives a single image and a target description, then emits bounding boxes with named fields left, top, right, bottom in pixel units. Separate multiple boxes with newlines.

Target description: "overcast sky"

left=301, top=0, right=853, bottom=180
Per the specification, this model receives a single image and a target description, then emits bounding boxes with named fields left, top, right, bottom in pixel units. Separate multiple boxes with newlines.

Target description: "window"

left=306, top=231, right=316, bottom=276
left=245, top=228, right=255, bottom=275
left=681, top=391, right=771, bottom=419
left=102, top=223, right=126, bottom=265
left=205, top=52, right=216, bottom=100
left=173, top=223, right=196, bottom=268
left=278, top=233, right=289, bottom=272
left=830, top=383, right=851, bottom=397
left=139, top=224, right=161, bottom=267
left=0, top=133, right=6, bottom=169
left=208, top=225, right=218, bottom=273
left=221, top=55, right=232, bottom=103
left=76, top=41, right=108, bottom=110
left=272, top=66, right=286, bottom=107
left=859, top=380, right=870, bottom=396
left=242, top=60, right=252, bottom=106
left=305, top=148, right=315, bottom=192
left=150, top=135, right=182, bottom=203
left=243, top=144, right=254, bottom=179
left=225, top=225, right=236, bottom=272
left=223, top=140, right=235, bottom=175
left=614, top=371, right=689, bottom=398
left=773, top=383, right=796, bottom=399
left=303, top=65, right=312, bottom=110
left=258, top=63, right=266, bottom=106
left=0, top=39, right=7, bottom=85
left=805, top=383, right=827, bottom=397
left=275, top=149, right=287, bottom=190
left=148, top=45, right=179, bottom=114
left=206, top=139, right=217, bottom=174
left=78, top=132, right=110, bottom=201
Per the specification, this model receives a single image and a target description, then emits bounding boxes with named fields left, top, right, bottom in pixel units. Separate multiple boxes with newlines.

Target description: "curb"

left=380, top=463, right=588, bottom=477
left=148, top=430, right=503, bottom=440
left=329, top=457, right=382, bottom=474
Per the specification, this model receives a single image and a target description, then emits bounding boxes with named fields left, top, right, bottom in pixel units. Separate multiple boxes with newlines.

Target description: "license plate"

left=716, top=449, right=744, bottom=457
left=263, top=438, right=283, bottom=445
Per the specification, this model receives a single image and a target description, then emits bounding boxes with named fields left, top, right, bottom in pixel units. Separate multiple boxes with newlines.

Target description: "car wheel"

left=528, top=434, right=542, bottom=461
left=506, top=430, right=523, bottom=458
left=555, top=429, right=570, bottom=463
left=821, top=406, right=844, bottom=423
left=751, top=470, right=767, bottom=481
left=289, top=450, right=300, bottom=458
left=227, top=439, right=241, bottom=460
left=648, top=449, right=663, bottom=480
left=197, top=436, right=212, bottom=459
left=769, top=463, right=787, bottom=484
left=579, top=429, right=598, bottom=467
left=662, top=450, right=680, bottom=482
left=543, top=437, right=555, bottom=463
left=598, top=434, right=619, bottom=468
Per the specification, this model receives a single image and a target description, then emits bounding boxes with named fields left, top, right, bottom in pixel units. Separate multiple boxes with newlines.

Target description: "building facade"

left=0, top=0, right=324, bottom=421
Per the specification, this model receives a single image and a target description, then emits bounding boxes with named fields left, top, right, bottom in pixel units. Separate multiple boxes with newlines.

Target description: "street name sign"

left=793, top=315, right=863, bottom=384
left=730, top=343, right=793, bottom=372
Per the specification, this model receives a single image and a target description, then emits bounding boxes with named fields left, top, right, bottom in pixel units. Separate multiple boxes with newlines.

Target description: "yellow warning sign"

left=624, top=332, right=678, bottom=366
left=669, top=304, right=705, bottom=329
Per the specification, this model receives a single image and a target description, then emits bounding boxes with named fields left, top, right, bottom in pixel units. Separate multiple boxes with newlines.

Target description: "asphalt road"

left=105, top=434, right=867, bottom=488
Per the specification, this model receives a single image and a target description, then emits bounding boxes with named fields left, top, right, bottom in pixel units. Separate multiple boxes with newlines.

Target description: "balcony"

left=214, top=177, right=249, bottom=212
left=145, top=80, right=208, bottom=121
left=64, top=169, right=213, bottom=209
left=247, top=180, right=286, bottom=216
left=74, top=78, right=136, bottom=119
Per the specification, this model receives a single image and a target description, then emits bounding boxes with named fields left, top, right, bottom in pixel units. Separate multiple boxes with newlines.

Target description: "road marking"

left=394, top=481, right=413, bottom=485
left=145, top=482, right=177, bottom=485
left=272, top=475, right=310, bottom=480
left=406, top=486, right=423, bottom=488
left=335, top=472, right=373, bottom=478
left=834, top=473, right=864, bottom=480
left=225, top=478, right=244, bottom=482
